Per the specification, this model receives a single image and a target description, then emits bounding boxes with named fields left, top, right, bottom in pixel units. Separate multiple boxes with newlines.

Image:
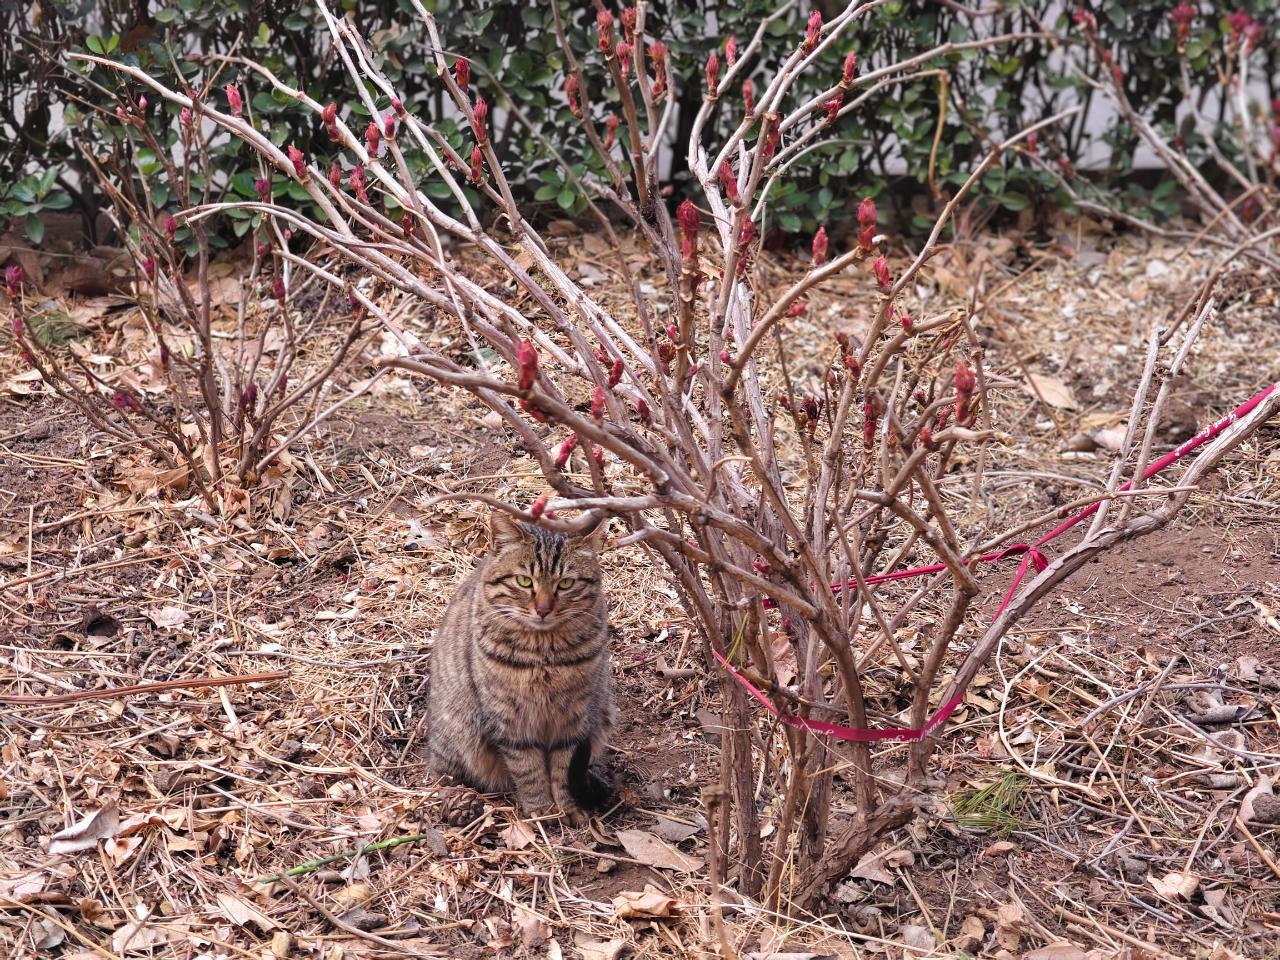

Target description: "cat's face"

left=482, top=513, right=603, bottom=632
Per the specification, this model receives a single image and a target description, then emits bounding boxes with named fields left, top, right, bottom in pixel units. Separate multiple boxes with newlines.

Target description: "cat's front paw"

left=559, top=805, right=587, bottom=828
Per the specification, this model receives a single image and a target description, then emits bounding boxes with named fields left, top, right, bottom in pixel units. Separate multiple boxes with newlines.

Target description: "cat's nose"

left=534, top=601, right=554, bottom=619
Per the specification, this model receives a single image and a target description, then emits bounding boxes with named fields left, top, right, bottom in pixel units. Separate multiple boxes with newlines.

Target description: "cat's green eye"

left=557, top=577, right=575, bottom=590
left=515, top=575, right=533, bottom=588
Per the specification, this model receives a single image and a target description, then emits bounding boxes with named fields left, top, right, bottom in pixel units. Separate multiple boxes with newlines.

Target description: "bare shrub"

left=68, top=1, right=1280, bottom=906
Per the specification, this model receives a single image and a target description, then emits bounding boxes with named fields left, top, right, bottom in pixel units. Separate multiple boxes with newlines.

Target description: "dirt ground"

left=2, top=223, right=1279, bottom=959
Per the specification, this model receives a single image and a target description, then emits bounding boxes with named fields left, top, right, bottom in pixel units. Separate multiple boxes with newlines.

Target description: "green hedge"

left=2, top=0, right=1276, bottom=246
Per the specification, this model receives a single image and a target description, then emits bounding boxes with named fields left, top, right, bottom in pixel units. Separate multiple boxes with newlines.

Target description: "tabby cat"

left=427, top=511, right=614, bottom=820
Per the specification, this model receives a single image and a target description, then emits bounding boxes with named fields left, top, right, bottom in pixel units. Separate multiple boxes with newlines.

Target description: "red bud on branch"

left=591, top=385, right=606, bottom=421
left=225, top=83, right=242, bottom=116
left=725, top=35, right=738, bottom=66
left=519, top=398, right=547, bottom=422
left=142, top=256, right=156, bottom=278
left=254, top=178, right=271, bottom=201
left=164, top=216, right=178, bottom=241
left=469, top=145, right=485, bottom=185
left=287, top=145, right=306, bottom=178
left=636, top=397, right=651, bottom=423
left=857, top=196, right=877, bottom=249
left=863, top=400, right=877, bottom=447
left=842, top=51, right=858, bottom=84
left=328, top=162, right=342, bottom=189
left=676, top=199, right=700, bottom=263
left=555, top=434, right=579, bottom=470
left=455, top=57, right=470, bottom=91
left=822, top=95, right=842, bottom=126
left=742, top=78, right=755, bottom=115
left=364, top=121, right=381, bottom=156
left=565, top=75, right=583, bottom=117
left=608, top=357, right=624, bottom=387
left=873, top=255, right=891, bottom=290
left=349, top=164, right=369, bottom=203
left=322, top=102, right=337, bottom=124
left=598, top=9, right=615, bottom=54
left=718, top=160, right=740, bottom=202
left=472, top=97, right=489, bottom=144
left=736, top=218, right=757, bottom=274
left=272, top=276, right=286, bottom=300
left=650, top=40, right=669, bottom=97
left=954, top=360, right=976, bottom=423
left=812, top=226, right=828, bottom=266
left=804, top=10, right=822, bottom=52
left=180, top=106, right=193, bottom=126
left=617, top=41, right=633, bottom=79
left=6, top=264, right=24, bottom=297
left=604, top=113, right=620, bottom=148
left=516, top=339, right=539, bottom=390
left=621, top=7, right=637, bottom=38
left=706, top=51, right=720, bottom=96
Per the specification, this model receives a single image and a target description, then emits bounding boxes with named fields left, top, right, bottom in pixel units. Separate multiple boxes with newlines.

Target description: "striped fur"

left=427, top=512, right=613, bottom=819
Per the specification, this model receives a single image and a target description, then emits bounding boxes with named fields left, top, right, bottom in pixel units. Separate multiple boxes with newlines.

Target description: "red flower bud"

left=812, top=225, right=828, bottom=266
left=115, top=106, right=127, bottom=120
left=5, top=264, right=23, bottom=296
left=919, top=425, right=935, bottom=450
left=616, top=40, right=633, bottom=78
left=384, top=112, right=395, bottom=138
left=753, top=558, right=770, bottom=575
left=666, top=323, right=679, bottom=342
left=842, top=353, right=860, bottom=376
left=742, top=79, right=755, bottom=115
left=873, top=254, right=891, bottom=290
left=863, top=400, right=877, bottom=447
left=650, top=40, right=669, bottom=98
left=164, top=216, right=178, bottom=241
left=857, top=195, right=877, bottom=249
left=761, top=120, right=780, bottom=161
left=469, top=144, right=484, bottom=185
left=1027, top=131, right=1038, bottom=156
left=719, top=350, right=732, bottom=364
left=592, top=444, right=604, bottom=467
left=257, top=241, right=269, bottom=258
left=349, top=165, right=369, bottom=203
left=392, top=96, right=404, bottom=115
left=608, top=357, right=624, bottom=387
left=1170, top=2, right=1195, bottom=42
left=111, top=390, right=138, bottom=412
left=900, top=310, right=913, bottom=333
left=725, top=35, right=737, bottom=66
left=225, top=83, right=243, bottom=116
left=555, top=434, right=579, bottom=469
left=254, top=178, right=271, bottom=201
left=240, top=383, right=258, bottom=416
left=804, top=10, right=822, bottom=52
left=787, top=299, right=807, bottom=317
left=736, top=218, right=756, bottom=274
left=530, top=494, right=549, bottom=519
left=401, top=213, right=415, bottom=237
left=180, top=106, right=193, bottom=126
left=705, top=51, right=719, bottom=96
left=565, top=75, right=583, bottom=118
left=636, top=397, right=651, bottom=423
left=516, top=338, right=538, bottom=390
left=604, top=113, right=620, bottom=148
left=138, top=95, right=148, bottom=111
left=272, top=277, right=286, bottom=300
left=455, top=58, right=470, bottom=91
left=472, top=96, right=489, bottom=144
left=1111, top=65, right=1124, bottom=84
left=621, top=6, right=637, bottom=38
left=842, top=51, right=858, bottom=84
left=955, top=360, right=976, bottom=394
left=364, top=120, right=381, bottom=156
left=322, top=102, right=338, bottom=124
left=1072, top=8, right=1096, bottom=32
left=676, top=198, right=700, bottom=263
left=718, top=160, right=740, bottom=202
left=822, top=95, right=842, bottom=126
left=328, top=162, right=342, bottom=188
left=142, top=256, right=156, bottom=278
left=591, top=385, right=606, bottom=421
left=519, top=398, right=547, bottom=422
left=835, top=331, right=850, bottom=352
left=598, top=9, right=615, bottom=54
left=287, top=145, right=306, bottom=178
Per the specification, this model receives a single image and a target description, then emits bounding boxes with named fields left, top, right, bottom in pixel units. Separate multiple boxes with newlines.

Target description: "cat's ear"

left=575, top=511, right=607, bottom=551
left=489, top=510, right=528, bottom=548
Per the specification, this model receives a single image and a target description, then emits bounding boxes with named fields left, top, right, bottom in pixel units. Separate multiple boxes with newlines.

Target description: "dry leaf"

left=0, top=871, right=48, bottom=901
left=900, top=924, right=936, bottom=952
left=332, top=883, right=373, bottom=908
left=146, top=606, right=189, bottom=629
left=1023, top=945, right=1087, bottom=960
left=1026, top=373, right=1078, bottom=410
left=501, top=820, right=536, bottom=850
left=995, top=902, right=1024, bottom=951
left=850, top=850, right=896, bottom=885
left=616, top=829, right=703, bottom=872
left=981, top=840, right=1017, bottom=858
left=1235, top=656, right=1260, bottom=682
left=576, top=936, right=629, bottom=960
left=646, top=813, right=703, bottom=844
left=612, top=885, right=680, bottom=919
left=1149, top=871, right=1199, bottom=901
left=214, top=891, right=279, bottom=932
left=954, top=915, right=985, bottom=950
left=513, top=907, right=549, bottom=948
left=49, top=804, right=120, bottom=855
left=104, top=835, right=142, bottom=867
left=1240, top=778, right=1279, bottom=824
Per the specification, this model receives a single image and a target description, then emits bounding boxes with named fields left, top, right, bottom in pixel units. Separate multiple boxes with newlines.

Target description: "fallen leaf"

left=49, top=805, right=120, bottom=855
left=900, top=924, right=936, bottom=952
left=953, top=914, right=985, bottom=950
left=104, top=835, right=142, bottom=867
left=995, top=902, right=1024, bottom=951
left=612, top=885, right=681, bottom=920
left=981, top=840, right=1017, bottom=858
left=146, top=606, right=188, bottom=629
left=0, top=871, right=48, bottom=901
left=576, top=936, right=630, bottom=960
left=850, top=850, right=896, bottom=885
left=337, top=907, right=387, bottom=931
left=616, top=829, right=703, bottom=872
left=513, top=907, right=549, bottom=948
left=501, top=820, right=536, bottom=851
left=332, top=883, right=373, bottom=908
left=1026, top=373, right=1078, bottom=410
left=1023, top=944, right=1087, bottom=960
left=646, top=812, right=703, bottom=844
left=214, top=891, right=279, bottom=932
left=1235, top=656, right=1260, bottom=682
left=1149, top=871, right=1199, bottom=901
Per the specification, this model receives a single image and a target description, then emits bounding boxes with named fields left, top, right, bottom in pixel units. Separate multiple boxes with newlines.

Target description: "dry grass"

left=1, top=218, right=1278, bottom=958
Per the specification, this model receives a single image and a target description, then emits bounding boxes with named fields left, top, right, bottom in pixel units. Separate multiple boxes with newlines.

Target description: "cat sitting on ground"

left=427, top=511, right=614, bottom=822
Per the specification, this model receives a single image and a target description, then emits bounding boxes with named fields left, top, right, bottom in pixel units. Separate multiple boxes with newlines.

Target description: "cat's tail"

left=567, top=739, right=613, bottom=812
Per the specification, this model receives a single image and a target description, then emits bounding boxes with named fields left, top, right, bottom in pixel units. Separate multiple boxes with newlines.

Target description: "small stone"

left=1145, top=258, right=1170, bottom=280
left=270, top=931, right=294, bottom=958
left=596, top=857, right=617, bottom=874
